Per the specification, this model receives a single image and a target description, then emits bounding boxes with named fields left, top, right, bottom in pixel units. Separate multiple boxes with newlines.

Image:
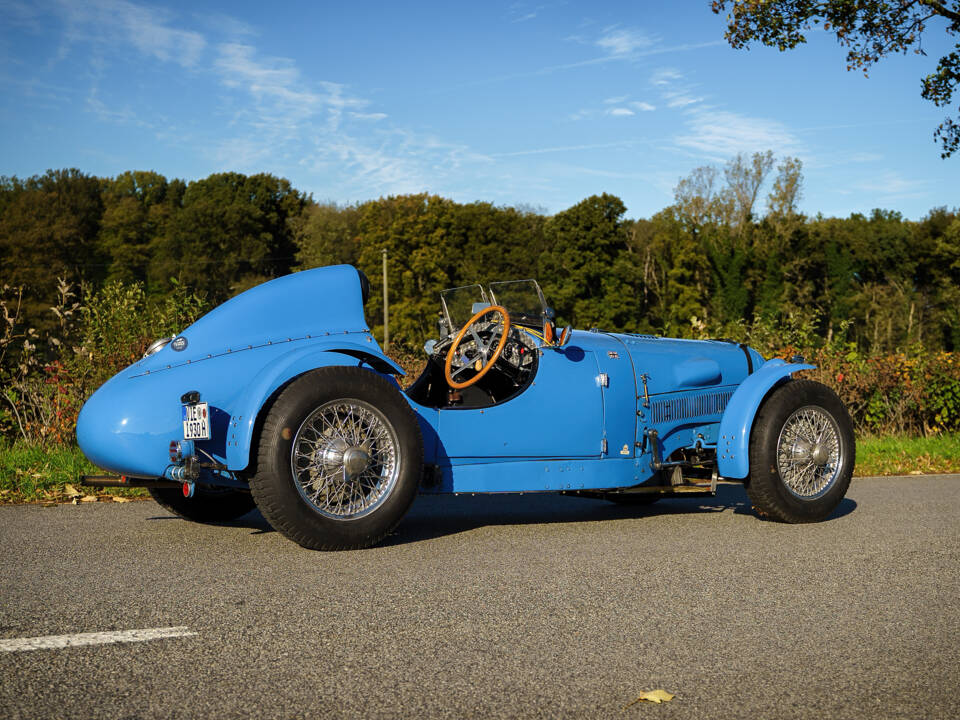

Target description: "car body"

left=77, top=264, right=855, bottom=549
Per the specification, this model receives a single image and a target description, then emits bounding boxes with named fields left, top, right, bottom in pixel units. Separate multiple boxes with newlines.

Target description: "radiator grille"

left=649, top=390, right=733, bottom=424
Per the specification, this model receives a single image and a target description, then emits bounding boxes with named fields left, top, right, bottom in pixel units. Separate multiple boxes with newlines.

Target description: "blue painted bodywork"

left=715, top=358, right=815, bottom=478
left=76, top=264, right=813, bottom=492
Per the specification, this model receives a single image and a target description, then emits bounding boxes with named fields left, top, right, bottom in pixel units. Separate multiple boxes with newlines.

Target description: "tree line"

left=1, top=159, right=958, bottom=352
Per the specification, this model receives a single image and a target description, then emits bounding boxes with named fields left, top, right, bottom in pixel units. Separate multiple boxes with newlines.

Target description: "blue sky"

left=1, top=0, right=957, bottom=220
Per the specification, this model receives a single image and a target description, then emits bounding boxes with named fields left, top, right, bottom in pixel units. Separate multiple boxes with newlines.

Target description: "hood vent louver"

left=650, top=390, right=733, bottom=424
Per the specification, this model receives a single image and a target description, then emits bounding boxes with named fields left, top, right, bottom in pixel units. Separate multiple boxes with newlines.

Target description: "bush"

left=0, top=280, right=207, bottom=445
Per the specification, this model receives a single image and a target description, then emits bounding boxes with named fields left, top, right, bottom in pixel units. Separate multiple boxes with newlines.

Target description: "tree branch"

left=919, top=1, right=960, bottom=26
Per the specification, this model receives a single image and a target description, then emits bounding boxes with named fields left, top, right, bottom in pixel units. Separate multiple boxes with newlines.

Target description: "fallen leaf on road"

left=40, top=502, right=57, bottom=508
left=909, top=470, right=922, bottom=475
left=623, top=689, right=675, bottom=709
left=112, top=496, right=132, bottom=503
left=64, top=484, right=82, bottom=498
left=80, top=495, right=98, bottom=503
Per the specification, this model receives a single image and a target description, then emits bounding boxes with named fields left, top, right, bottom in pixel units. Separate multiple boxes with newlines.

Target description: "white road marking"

left=0, top=626, right=198, bottom=652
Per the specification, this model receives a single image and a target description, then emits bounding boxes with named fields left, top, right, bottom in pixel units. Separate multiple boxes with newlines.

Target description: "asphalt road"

left=1, top=475, right=958, bottom=719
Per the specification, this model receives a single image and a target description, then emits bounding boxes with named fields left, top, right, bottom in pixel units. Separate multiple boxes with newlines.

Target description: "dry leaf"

left=623, top=689, right=675, bottom=709
left=112, top=496, right=132, bottom=503
left=40, top=502, right=57, bottom=508
left=64, top=484, right=82, bottom=498
left=909, top=470, right=922, bottom=475
left=80, top=495, right=98, bottom=503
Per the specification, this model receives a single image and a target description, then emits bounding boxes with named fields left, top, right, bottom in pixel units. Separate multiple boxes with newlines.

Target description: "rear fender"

left=225, top=343, right=404, bottom=471
left=716, top=359, right=815, bottom=479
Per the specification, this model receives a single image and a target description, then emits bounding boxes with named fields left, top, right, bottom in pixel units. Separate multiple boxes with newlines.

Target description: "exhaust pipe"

left=80, top=475, right=181, bottom=489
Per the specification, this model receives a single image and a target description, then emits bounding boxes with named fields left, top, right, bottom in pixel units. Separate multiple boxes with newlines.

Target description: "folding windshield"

left=440, top=284, right=488, bottom=332
left=439, top=280, right=548, bottom=332
left=488, top=280, right=547, bottom=326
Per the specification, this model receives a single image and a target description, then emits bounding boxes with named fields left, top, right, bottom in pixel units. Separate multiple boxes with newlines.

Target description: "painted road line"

left=0, top=626, right=198, bottom=652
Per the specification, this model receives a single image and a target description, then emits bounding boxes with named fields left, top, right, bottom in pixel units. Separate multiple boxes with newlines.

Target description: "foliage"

left=712, top=0, right=960, bottom=157
left=0, top=279, right=207, bottom=444
left=2, top=164, right=960, bottom=447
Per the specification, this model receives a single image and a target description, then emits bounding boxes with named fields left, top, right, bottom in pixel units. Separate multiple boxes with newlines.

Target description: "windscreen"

left=488, top=280, right=547, bottom=326
left=440, top=284, right=488, bottom=331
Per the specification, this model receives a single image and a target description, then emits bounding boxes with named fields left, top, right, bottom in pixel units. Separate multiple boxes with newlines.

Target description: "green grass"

left=1, top=433, right=958, bottom=505
left=0, top=441, right=147, bottom=504
left=855, top=433, right=960, bottom=477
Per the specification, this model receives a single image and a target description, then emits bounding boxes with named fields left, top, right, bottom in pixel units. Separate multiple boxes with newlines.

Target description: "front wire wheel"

left=746, top=380, right=855, bottom=523
left=250, top=367, right=423, bottom=550
left=776, top=406, right=844, bottom=500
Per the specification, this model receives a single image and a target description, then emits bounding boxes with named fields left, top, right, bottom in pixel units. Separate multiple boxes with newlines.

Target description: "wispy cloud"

left=650, top=68, right=683, bottom=87
left=608, top=107, right=635, bottom=117
left=632, top=101, right=656, bottom=112
left=666, top=94, right=703, bottom=108
left=58, top=0, right=206, bottom=67
left=675, top=108, right=804, bottom=158
left=507, top=2, right=546, bottom=23
left=595, top=26, right=656, bottom=56
left=491, top=141, right=648, bottom=158
left=852, top=171, right=927, bottom=199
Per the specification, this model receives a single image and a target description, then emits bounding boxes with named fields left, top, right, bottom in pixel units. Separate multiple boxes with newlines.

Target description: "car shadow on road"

left=146, top=483, right=856, bottom=545
left=381, top=484, right=858, bottom=547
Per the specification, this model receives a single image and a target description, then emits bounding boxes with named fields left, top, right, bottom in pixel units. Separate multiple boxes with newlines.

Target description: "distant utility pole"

left=382, top=248, right=389, bottom=351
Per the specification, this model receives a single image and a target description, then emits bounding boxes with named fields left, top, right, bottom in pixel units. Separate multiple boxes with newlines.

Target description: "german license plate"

left=182, top=402, right=210, bottom=440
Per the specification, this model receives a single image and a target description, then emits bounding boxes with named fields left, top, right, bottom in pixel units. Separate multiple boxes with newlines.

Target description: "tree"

left=713, top=0, right=960, bottom=157
left=538, top=194, right=634, bottom=330
left=724, top=150, right=775, bottom=233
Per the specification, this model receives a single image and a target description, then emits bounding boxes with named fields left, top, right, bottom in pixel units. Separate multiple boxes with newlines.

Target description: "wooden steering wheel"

left=444, top=305, right=511, bottom=389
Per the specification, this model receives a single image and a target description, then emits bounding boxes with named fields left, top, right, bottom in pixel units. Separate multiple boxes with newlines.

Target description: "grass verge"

left=0, top=442, right=147, bottom=504
left=1, top=434, right=958, bottom=505
left=854, top=433, right=960, bottom=476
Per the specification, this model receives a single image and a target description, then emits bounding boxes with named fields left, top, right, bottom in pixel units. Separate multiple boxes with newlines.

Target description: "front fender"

left=225, top=341, right=404, bottom=471
left=716, top=359, right=815, bottom=479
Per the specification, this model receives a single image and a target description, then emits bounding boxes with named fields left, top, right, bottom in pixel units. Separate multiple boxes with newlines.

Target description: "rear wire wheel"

left=746, top=380, right=855, bottom=523
left=249, top=367, right=423, bottom=550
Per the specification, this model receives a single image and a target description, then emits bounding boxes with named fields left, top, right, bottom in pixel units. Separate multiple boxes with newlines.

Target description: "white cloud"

left=651, top=68, right=683, bottom=87
left=631, top=101, right=656, bottom=112
left=604, top=95, right=629, bottom=104
left=675, top=109, right=804, bottom=158
left=58, top=0, right=206, bottom=67
left=596, top=27, right=656, bottom=56
left=666, top=94, right=703, bottom=108
left=852, top=171, right=927, bottom=198
left=608, top=107, right=635, bottom=117
left=350, top=112, right=388, bottom=121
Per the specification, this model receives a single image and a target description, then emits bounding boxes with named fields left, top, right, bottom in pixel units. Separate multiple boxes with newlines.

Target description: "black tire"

left=746, top=379, right=855, bottom=523
left=148, top=486, right=255, bottom=524
left=249, top=367, right=423, bottom=550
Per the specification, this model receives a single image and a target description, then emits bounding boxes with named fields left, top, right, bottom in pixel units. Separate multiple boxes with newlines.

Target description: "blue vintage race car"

left=77, top=264, right=855, bottom=549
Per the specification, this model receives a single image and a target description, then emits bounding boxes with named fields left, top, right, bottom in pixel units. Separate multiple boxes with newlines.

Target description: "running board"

left=80, top=475, right=180, bottom=489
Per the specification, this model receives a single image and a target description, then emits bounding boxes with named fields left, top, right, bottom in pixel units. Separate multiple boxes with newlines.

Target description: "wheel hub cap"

left=342, top=446, right=371, bottom=476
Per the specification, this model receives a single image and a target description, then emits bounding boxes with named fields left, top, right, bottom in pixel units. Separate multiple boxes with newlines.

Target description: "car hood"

left=595, top=332, right=763, bottom=395
left=134, top=265, right=369, bottom=374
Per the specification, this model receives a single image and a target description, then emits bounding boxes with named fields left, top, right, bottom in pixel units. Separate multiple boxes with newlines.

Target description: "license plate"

left=182, top=402, right=211, bottom=440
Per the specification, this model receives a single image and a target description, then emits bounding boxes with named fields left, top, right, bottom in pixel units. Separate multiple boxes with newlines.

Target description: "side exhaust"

left=80, top=475, right=182, bottom=489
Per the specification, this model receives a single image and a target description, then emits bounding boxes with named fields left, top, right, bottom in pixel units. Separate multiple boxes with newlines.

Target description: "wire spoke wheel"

left=291, top=399, right=400, bottom=520
left=747, top=379, right=855, bottom=523
left=776, top=406, right=843, bottom=500
left=249, top=367, right=423, bottom=550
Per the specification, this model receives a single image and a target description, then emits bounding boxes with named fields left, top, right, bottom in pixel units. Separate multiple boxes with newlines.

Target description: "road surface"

left=1, top=475, right=958, bottom=719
